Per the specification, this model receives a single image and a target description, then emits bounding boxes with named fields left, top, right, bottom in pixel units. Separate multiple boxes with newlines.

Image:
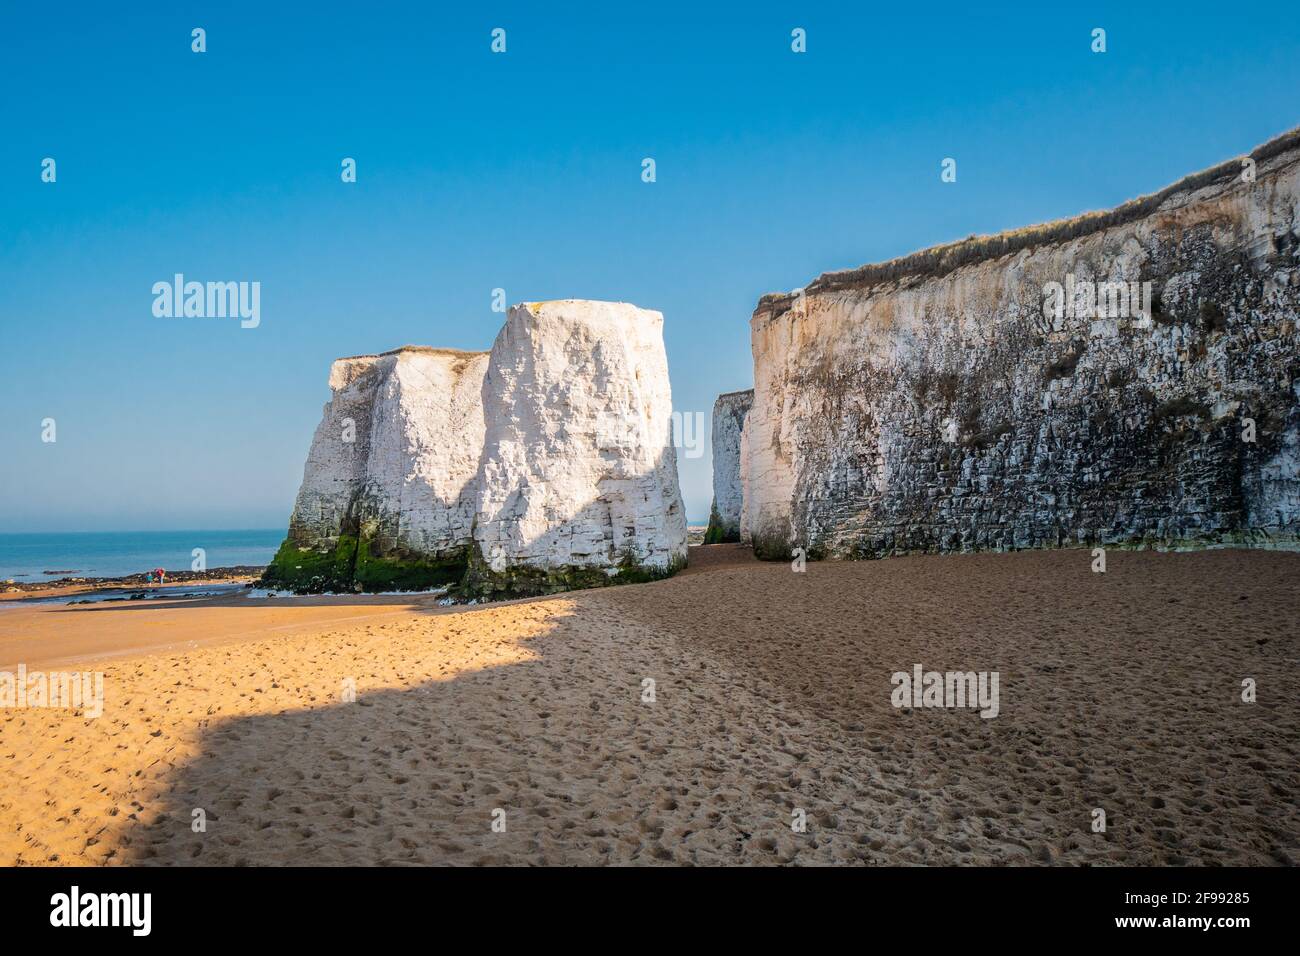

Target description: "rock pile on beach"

left=266, top=300, right=687, bottom=596
left=4, top=567, right=265, bottom=596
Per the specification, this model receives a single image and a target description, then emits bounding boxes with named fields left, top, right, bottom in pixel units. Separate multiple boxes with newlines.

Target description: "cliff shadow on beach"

left=60, top=545, right=1300, bottom=867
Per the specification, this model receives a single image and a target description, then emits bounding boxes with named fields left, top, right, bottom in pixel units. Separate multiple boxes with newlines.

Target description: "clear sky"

left=2, top=2, right=1298, bottom=531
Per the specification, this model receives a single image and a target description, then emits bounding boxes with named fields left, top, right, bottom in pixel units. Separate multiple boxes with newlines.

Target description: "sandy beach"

left=1, top=545, right=1296, bottom=866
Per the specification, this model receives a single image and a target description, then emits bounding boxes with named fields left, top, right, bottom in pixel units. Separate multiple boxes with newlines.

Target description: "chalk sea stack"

left=264, top=347, right=490, bottom=592
left=264, top=300, right=688, bottom=595
left=468, top=301, right=688, bottom=596
left=704, top=389, right=753, bottom=543
left=740, top=127, right=1300, bottom=559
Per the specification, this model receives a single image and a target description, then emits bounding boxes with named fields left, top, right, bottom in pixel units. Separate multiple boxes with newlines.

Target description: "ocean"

left=0, top=530, right=284, bottom=583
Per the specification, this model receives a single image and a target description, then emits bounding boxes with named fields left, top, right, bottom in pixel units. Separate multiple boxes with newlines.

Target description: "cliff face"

left=355, top=349, right=490, bottom=559
left=273, top=348, right=490, bottom=591
left=267, top=301, right=687, bottom=594
left=745, top=130, right=1300, bottom=559
left=470, top=301, right=688, bottom=595
left=283, top=353, right=386, bottom=550
left=704, top=389, right=753, bottom=543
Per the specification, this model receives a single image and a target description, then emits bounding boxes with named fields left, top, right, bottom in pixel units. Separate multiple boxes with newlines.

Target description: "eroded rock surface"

left=745, top=129, right=1300, bottom=559
left=705, top=389, right=753, bottom=543
left=357, top=349, right=490, bottom=559
left=470, top=301, right=688, bottom=595
left=268, top=302, right=688, bottom=595
left=268, top=348, right=489, bottom=591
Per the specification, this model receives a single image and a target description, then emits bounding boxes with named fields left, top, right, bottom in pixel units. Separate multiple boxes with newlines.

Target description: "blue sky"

left=2, top=2, right=1298, bottom=531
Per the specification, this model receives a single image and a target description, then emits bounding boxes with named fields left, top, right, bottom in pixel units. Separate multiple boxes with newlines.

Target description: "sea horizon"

left=0, top=529, right=285, bottom=582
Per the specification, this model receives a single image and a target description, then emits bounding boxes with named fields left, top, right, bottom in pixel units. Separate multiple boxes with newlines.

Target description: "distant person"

left=154, top=567, right=167, bottom=587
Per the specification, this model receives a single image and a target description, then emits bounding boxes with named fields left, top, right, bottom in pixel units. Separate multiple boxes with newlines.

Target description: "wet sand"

left=1, top=546, right=1297, bottom=865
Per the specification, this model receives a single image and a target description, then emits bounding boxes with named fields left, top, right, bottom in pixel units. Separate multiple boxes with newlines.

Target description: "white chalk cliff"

left=271, top=301, right=687, bottom=594
left=705, top=389, right=753, bottom=542
left=357, top=349, right=490, bottom=558
left=472, top=301, right=688, bottom=589
left=285, top=347, right=488, bottom=559
left=743, top=128, right=1300, bottom=558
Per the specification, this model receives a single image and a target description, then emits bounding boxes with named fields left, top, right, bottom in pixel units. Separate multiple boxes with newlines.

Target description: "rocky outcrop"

left=265, top=347, right=489, bottom=591
left=357, top=349, right=490, bottom=565
left=266, top=301, right=688, bottom=595
left=737, top=408, right=752, bottom=545
left=745, top=128, right=1300, bottom=559
left=704, top=389, right=753, bottom=542
left=469, top=301, right=688, bottom=595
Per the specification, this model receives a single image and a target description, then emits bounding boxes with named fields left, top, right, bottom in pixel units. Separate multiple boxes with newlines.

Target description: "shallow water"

left=0, top=583, right=251, bottom=608
left=0, top=530, right=281, bottom=582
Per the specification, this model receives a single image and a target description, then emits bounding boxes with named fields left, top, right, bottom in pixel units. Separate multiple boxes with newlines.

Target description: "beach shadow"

left=597, top=547, right=1300, bottom=866
left=102, top=581, right=761, bottom=866
left=86, top=547, right=1300, bottom=866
